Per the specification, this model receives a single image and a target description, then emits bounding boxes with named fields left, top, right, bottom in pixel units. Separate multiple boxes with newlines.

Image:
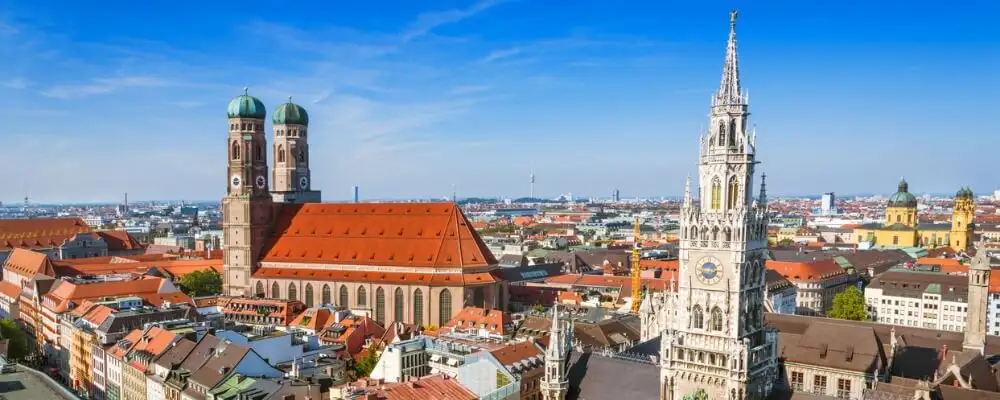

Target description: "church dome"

left=956, top=187, right=973, bottom=199
left=272, top=97, right=309, bottom=126
left=887, top=178, right=917, bottom=208
left=227, top=88, right=267, bottom=119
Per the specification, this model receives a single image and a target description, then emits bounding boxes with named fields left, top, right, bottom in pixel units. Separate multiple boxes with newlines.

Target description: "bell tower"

left=951, top=187, right=974, bottom=252
left=271, top=97, right=322, bottom=203
left=223, top=88, right=273, bottom=297
left=660, top=11, right=778, bottom=400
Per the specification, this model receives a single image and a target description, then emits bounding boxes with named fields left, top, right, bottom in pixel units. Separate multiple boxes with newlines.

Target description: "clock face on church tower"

left=255, top=175, right=266, bottom=189
left=230, top=175, right=242, bottom=189
left=696, top=256, right=723, bottom=285
left=299, top=176, right=309, bottom=189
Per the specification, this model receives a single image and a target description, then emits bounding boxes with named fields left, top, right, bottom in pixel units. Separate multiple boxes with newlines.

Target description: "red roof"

left=95, top=231, right=143, bottom=251
left=0, top=217, right=91, bottom=250
left=2, top=248, right=56, bottom=278
left=766, top=259, right=846, bottom=283
left=442, top=307, right=511, bottom=335
left=261, top=203, right=496, bottom=269
left=915, top=257, right=967, bottom=274
left=252, top=267, right=496, bottom=286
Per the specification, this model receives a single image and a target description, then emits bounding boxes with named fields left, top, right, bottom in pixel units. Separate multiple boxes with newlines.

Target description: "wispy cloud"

left=41, top=76, right=173, bottom=99
left=0, top=78, right=29, bottom=89
left=449, top=85, right=491, bottom=96
left=477, top=47, right=521, bottom=64
left=401, top=0, right=507, bottom=42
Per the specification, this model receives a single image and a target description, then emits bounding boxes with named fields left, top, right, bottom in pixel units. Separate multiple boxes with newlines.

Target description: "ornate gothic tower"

left=271, top=97, right=321, bottom=203
left=541, top=304, right=570, bottom=400
left=964, top=243, right=989, bottom=355
left=951, top=187, right=974, bottom=251
left=223, top=88, right=273, bottom=297
left=659, top=11, right=778, bottom=400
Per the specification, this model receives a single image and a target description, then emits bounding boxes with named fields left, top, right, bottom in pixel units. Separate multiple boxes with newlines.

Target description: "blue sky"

left=1, top=1, right=998, bottom=203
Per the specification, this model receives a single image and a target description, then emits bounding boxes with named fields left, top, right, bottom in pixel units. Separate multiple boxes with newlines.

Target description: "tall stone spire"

left=716, top=9, right=743, bottom=106
left=542, top=303, right=569, bottom=400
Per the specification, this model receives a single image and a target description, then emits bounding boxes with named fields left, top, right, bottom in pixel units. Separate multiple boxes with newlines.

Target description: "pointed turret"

left=542, top=303, right=569, bottom=400
left=758, top=173, right=768, bottom=206
left=715, top=9, right=743, bottom=106
left=683, top=175, right=692, bottom=207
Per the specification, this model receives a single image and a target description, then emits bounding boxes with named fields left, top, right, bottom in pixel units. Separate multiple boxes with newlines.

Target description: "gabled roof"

left=95, top=231, right=143, bottom=251
left=0, top=217, right=91, bottom=250
left=3, top=248, right=56, bottom=278
left=260, top=202, right=497, bottom=269
left=766, top=259, right=847, bottom=283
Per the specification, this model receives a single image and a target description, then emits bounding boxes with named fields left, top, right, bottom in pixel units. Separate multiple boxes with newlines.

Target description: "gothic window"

left=241, top=122, right=247, bottom=130
left=232, top=141, right=241, bottom=160
left=710, top=307, right=723, bottom=331
left=297, top=149, right=305, bottom=162
left=414, top=289, right=424, bottom=327
left=339, top=285, right=348, bottom=307
left=691, top=305, right=704, bottom=329
left=439, top=289, right=453, bottom=326
left=255, top=281, right=265, bottom=297
left=728, top=122, right=736, bottom=146
left=727, top=176, right=740, bottom=209
left=277, top=145, right=285, bottom=163
left=375, top=287, right=386, bottom=325
left=322, top=284, right=331, bottom=305
left=271, top=282, right=280, bottom=298
left=717, top=122, right=725, bottom=146
left=473, top=287, right=485, bottom=307
left=255, top=143, right=263, bottom=161
left=288, top=283, right=297, bottom=301
left=358, top=286, right=367, bottom=307
left=394, top=288, right=404, bottom=323
left=711, top=178, right=722, bottom=210
left=304, top=284, right=314, bottom=307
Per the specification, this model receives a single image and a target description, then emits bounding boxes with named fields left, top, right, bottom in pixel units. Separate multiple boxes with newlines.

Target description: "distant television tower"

left=451, top=184, right=457, bottom=203
left=529, top=169, right=536, bottom=199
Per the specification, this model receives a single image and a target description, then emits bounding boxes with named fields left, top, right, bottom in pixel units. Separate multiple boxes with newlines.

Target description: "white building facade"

left=864, top=270, right=968, bottom=332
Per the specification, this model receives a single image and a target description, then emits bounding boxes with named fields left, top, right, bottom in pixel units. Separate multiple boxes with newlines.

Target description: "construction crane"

left=630, top=216, right=642, bottom=313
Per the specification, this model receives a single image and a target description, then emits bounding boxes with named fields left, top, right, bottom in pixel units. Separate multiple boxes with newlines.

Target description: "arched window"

left=414, top=289, right=424, bottom=327
left=339, top=285, right=348, bottom=307
left=691, top=305, right=704, bottom=329
left=727, top=176, right=740, bottom=209
left=439, top=289, right=453, bottom=326
left=304, top=284, right=314, bottom=307
left=375, top=287, right=386, bottom=325
left=255, top=281, right=265, bottom=297
left=394, top=288, right=404, bottom=324
left=473, top=287, right=485, bottom=307
left=232, top=141, right=241, bottom=160
left=358, top=286, right=367, bottom=307
left=717, top=122, right=725, bottom=146
left=297, top=149, right=305, bottom=162
left=710, top=178, right=722, bottom=210
left=271, top=282, right=280, bottom=298
left=710, top=307, right=723, bottom=331
left=277, top=145, right=285, bottom=163
left=322, top=284, right=331, bottom=305
left=728, top=122, right=736, bottom=146
left=255, top=143, right=263, bottom=161
left=288, top=283, right=297, bottom=301
left=896, top=215, right=901, bottom=223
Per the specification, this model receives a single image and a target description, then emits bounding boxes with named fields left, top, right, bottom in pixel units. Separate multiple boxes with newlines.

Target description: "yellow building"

left=70, top=327, right=98, bottom=396
left=854, top=179, right=974, bottom=251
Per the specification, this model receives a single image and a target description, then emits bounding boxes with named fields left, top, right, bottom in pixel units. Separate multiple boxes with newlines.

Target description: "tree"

left=0, top=319, right=29, bottom=360
left=352, top=345, right=381, bottom=378
left=179, top=269, right=223, bottom=297
left=683, top=389, right=708, bottom=400
left=828, top=285, right=867, bottom=321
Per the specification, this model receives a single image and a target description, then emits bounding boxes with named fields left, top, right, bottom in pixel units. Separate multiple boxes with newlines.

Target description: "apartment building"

left=765, top=269, right=797, bottom=314
left=766, top=259, right=857, bottom=316
left=865, top=269, right=969, bottom=331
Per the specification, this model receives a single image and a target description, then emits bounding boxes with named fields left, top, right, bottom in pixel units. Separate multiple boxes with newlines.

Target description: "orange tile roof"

left=544, top=274, right=674, bottom=294
left=353, top=374, right=478, bottom=400
left=640, top=260, right=678, bottom=271
left=108, top=329, right=144, bottom=360
left=43, top=275, right=180, bottom=313
left=0, top=217, right=91, bottom=250
left=557, top=291, right=584, bottom=304
left=216, top=297, right=306, bottom=326
left=95, top=231, right=143, bottom=251
left=81, top=305, right=116, bottom=326
left=915, top=257, right=968, bottom=274
left=990, top=272, right=1000, bottom=293
left=261, top=202, right=497, bottom=268
left=2, top=248, right=56, bottom=278
left=126, top=327, right=177, bottom=372
left=54, top=259, right=222, bottom=279
left=442, top=307, right=511, bottom=335
left=56, top=254, right=174, bottom=265
left=290, top=307, right=333, bottom=330
left=489, top=340, right=542, bottom=367
left=252, top=267, right=496, bottom=286
left=0, top=281, right=20, bottom=300
left=766, top=259, right=846, bottom=283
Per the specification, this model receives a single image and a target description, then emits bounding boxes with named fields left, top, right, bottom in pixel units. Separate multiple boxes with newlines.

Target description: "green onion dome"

left=227, top=87, right=267, bottom=119
left=272, top=97, right=309, bottom=126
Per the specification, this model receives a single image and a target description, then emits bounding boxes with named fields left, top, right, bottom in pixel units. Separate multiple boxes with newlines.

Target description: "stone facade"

left=655, top=10, right=779, bottom=400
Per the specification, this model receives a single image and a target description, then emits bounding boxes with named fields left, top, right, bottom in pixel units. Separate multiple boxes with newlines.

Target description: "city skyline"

left=1, top=1, right=998, bottom=203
